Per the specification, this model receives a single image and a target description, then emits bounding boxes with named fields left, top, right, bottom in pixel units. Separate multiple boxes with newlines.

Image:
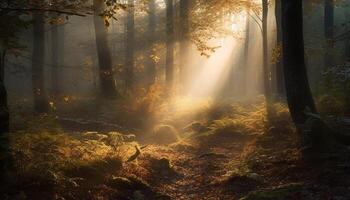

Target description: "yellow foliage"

left=131, top=83, right=168, bottom=118
left=270, top=43, right=282, bottom=64
left=9, top=129, right=134, bottom=183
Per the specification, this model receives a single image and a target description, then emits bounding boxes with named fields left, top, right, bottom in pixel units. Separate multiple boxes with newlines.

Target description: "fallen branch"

left=126, top=146, right=141, bottom=162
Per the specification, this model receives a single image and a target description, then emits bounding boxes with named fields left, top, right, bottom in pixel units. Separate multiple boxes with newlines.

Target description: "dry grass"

left=3, top=114, right=139, bottom=199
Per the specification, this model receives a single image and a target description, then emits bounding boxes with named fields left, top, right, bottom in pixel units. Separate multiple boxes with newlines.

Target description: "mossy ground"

left=2, top=96, right=350, bottom=199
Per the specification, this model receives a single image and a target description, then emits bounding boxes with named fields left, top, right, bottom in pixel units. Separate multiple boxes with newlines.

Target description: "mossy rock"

left=316, top=95, right=344, bottom=115
left=183, top=121, right=208, bottom=133
left=152, top=125, right=179, bottom=145
left=240, top=183, right=303, bottom=200
left=225, top=173, right=263, bottom=195
left=150, top=158, right=176, bottom=176
left=107, top=177, right=134, bottom=189
left=107, top=175, right=150, bottom=190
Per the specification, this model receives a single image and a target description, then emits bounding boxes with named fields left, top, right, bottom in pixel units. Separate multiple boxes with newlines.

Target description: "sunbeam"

left=186, top=38, right=237, bottom=97
left=2, top=0, right=349, bottom=199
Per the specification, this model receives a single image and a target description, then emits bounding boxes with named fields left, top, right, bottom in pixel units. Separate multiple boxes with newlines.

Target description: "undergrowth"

left=2, top=115, right=137, bottom=199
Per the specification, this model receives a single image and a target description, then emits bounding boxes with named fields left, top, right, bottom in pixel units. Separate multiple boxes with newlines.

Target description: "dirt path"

left=127, top=133, right=256, bottom=200
left=57, top=118, right=257, bottom=199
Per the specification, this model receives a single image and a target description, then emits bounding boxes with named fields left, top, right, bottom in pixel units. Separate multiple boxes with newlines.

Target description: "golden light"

left=230, top=12, right=247, bottom=33
left=185, top=37, right=237, bottom=97
left=183, top=12, right=248, bottom=98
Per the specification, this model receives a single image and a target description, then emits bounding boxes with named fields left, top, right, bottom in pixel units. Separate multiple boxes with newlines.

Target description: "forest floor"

left=3, top=96, right=350, bottom=200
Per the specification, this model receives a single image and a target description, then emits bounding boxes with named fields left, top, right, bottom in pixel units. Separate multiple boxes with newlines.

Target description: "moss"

left=224, top=172, right=263, bottom=195
left=5, top=129, right=134, bottom=199
left=240, top=183, right=303, bottom=200
left=316, top=95, right=345, bottom=116
left=152, top=124, right=179, bottom=145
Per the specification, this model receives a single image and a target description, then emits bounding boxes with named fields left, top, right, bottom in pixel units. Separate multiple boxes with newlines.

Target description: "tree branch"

left=0, top=7, right=91, bottom=17
left=248, top=11, right=263, bottom=33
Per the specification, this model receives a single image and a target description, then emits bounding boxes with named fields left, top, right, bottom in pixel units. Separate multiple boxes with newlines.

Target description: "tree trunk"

left=125, top=0, right=135, bottom=90
left=346, top=11, right=350, bottom=61
left=32, top=13, right=49, bottom=113
left=324, top=0, right=335, bottom=89
left=0, top=50, right=9, bottom=134
left=93, top=0, right=117, bottom=97
left=51, top=14, right=64, bottom=97
left=281, top=0, right=317, bottom=124
left=0, top=49, right=10, bottom=183
left=262, top=0, right=271, bottom=100
left=275, top=0, right=285, bottom=96
left=242, top=8, right=250, bottom=96
left=262, top=0, right=274, bottom=122
left=179, top=0, right=190, bottom=88
left=146, top=0, right=156, bottom=88
left=166, top=0, right=174, bottom=88
left=324, top=0, right=334, bottom=64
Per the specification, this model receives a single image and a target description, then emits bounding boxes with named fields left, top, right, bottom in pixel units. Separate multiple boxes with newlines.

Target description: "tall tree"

left=50, top=14, right=65, bottom=97
left=146, top=0, right=157, bottom=88
left=125, top=0, right=135, bottom=90
left=324, top=0, right=335, bottom=88
left=179, top=0, right=190, bottom=88
left=281, top=0, right=317, bottom=124
left=242, top=7, right=251, bottom=96
left=32, top=13, right=49, bottom=113
left=262, top=0, right=271, bottom=100
left=165, top=0, right=174, bottom=88
left=0, top=50, right=8, bottom=134
left=93, top=0, right=117, bottom=97
left=0, top=49, right=10, bottom=179
left=346, top=11, right=350, bottom=60
left=274, top=0, right=284, bottom=96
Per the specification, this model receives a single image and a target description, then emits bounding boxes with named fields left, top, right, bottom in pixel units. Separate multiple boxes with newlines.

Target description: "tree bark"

left=0, top=50, right=9, bottom=134
left=51, top=13, right=64, bottom=97
left=179, top=0, right=190, bottom=88
left=275, top=0, right=285, bottom=96
left=0, top=49, right=10, bottom=184
left=324, top=0, right=335, bottom=89
left=125, top=0, right=135, bottom=90
left=262, top=0, right=271, bottom=100
left=346, top=12, right=350, bottom=61
left=32, top=13, right=49, bottom=113
left=242, top=8, right=250, bottom=96
left=281, top=0, right=317, bottom=124
left=146, top=0, right=156, bottom=88
left=166, top=0, right=174, bottom=88
left=93, top=0, right=117, bottom=97
left=324, top=0, right=334, bottom=63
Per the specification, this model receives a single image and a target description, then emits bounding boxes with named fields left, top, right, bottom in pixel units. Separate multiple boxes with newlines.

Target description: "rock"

left=240, top=183, right=303, bottom=200
left=150, top=158, right=175, bottom=176
left=107, top=175, right=150, bottom=191
left=65, top=164, right=100, bottom=179
left=246, top=173, right=264, bottom=182
left=152, top=125, right=179, bottom=145
left=108, top=177, right=134, bottom=189
left=184, top=121, right=208, bottom=133
left=82, top=132, right=108, bottom=141
left=225, top=173, right=263, bottom=195
left=158, top=158, right=171, bottom=170
left=123, top=134, right=136, bottom=142
left=133, top=191, right=145, bottom=200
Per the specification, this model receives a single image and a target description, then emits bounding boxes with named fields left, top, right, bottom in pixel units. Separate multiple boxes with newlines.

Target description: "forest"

left=1, top=0, right=350, bottom=199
